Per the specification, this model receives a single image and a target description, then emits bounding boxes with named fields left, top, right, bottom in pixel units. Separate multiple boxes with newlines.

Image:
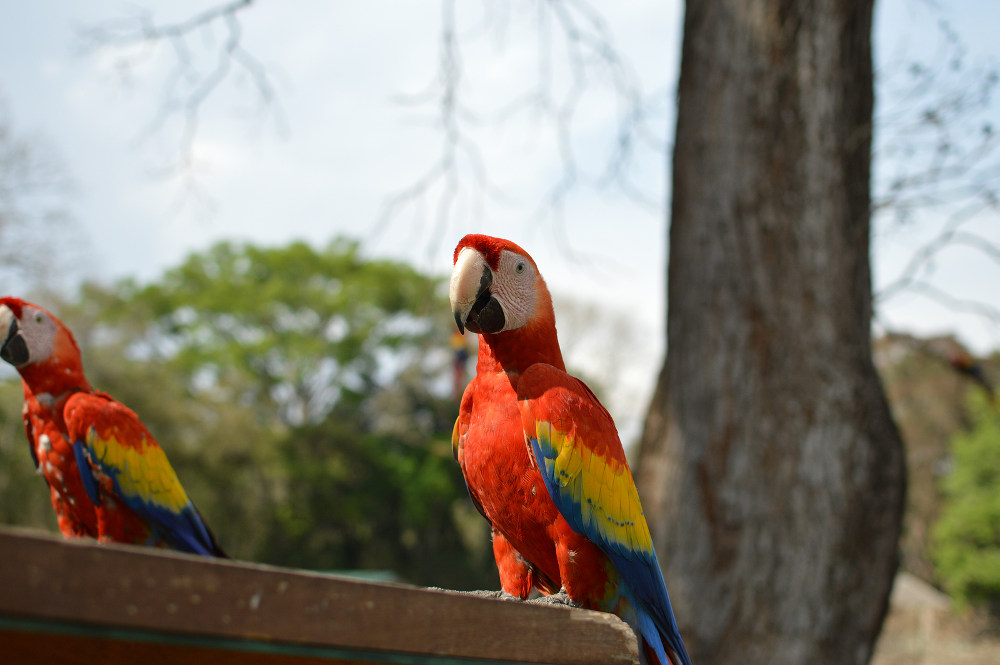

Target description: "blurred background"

left=0, top=1, right=998, bottom=663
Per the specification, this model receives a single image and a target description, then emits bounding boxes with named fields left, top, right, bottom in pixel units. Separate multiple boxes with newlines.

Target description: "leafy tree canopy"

left=933, top=391, right=1000, bottom=613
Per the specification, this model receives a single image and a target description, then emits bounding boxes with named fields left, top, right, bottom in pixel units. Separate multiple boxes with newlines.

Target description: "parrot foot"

left=528, top=589, right=580, bottom=608
left=473, top=589, right=523, bottom=602
left=428, top=588, right=523, bottom=602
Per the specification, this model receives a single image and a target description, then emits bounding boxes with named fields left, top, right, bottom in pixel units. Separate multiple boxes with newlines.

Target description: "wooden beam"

left=0, top=528, right=639, bottom=664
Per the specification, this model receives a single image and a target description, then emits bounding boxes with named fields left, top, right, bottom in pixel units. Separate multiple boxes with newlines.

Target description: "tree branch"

left=873, top=13, right=1000, bottom=331
left=374, top=0, right=667, bottom=262
left=78, top=0, right=285, bottom=176
left=0, top=98, right=77, bottom=287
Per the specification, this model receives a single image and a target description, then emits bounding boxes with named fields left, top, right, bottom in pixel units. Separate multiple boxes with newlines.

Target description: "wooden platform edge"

left=0, top=528, right=639, bottom=665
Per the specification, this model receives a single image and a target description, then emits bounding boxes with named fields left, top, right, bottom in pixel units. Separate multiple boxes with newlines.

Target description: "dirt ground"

left=872, top=573, right=1000, bottom=665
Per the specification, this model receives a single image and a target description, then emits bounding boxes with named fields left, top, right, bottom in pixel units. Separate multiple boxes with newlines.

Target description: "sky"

left=0, top=1, right=998, bottom=438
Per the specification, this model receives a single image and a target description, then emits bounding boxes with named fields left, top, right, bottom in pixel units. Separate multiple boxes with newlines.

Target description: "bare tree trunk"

left=636, top=2, right=906, bottom=664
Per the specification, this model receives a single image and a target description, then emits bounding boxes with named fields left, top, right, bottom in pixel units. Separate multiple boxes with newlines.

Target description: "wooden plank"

left=0, top=528, right=639, bottom=665
left=0, top=627, right=374, bottom=665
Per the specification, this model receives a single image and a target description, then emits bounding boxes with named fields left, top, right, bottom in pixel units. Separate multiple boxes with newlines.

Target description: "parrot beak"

left=450, top=249, right=506, bottom=335
left=0, top=305, right=29, bottom=368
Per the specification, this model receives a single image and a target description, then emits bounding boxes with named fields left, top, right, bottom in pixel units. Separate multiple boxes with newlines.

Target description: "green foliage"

left=0, top=380, right=58, bottom=531
left=932, top=392, right=1000, bottom=611
left=261, top=392, right=493, bottom=589
left=89, top=238, right=447, bottom=426
left=0, top=238, right=497, bottom=589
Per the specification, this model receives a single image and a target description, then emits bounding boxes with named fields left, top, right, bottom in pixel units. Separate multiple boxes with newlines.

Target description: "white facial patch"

left=18, top=306, right=57, bottom=365
left=494, top=250, right=537, bottom=331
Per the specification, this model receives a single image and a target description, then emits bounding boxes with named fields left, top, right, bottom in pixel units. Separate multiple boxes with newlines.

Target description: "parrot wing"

left=517, top=363, right=690, bottom=665
left=452, top=379, right=490, bottom=519
left=22, top=403, right=38, bottom=469
left=452, top=379, right=473, bottom=466
left=65, top=391, right=225, bottom=557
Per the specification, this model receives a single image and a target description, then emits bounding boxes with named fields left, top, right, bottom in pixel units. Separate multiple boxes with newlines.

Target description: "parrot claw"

left=430, top=588, right=524, bottom=602
left=527, top=589, right=580, bottom=608
left=468, top=589, right=523, bottom=602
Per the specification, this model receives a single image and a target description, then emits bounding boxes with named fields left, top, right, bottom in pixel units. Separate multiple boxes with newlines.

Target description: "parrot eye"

left=515, top=262, right=525, bottom=274
left=35, top=313, right=44, bottom=324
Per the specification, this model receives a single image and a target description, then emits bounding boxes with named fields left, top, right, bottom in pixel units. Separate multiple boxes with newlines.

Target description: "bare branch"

left=78, top=0, right=285, bottom=176
left=873, top=12, right=1000, bottom=331
left=0, top=97, right=78, bottom=288
left=375, top=0, right=667, bottom=261
left=905, top=281, right=1000, bottom=327
left=371, top=0, right=515, bottom=260
left=876, top=200, right=997, bottom=304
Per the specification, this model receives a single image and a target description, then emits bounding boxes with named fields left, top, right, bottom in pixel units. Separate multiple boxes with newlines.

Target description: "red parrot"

left=449, top=235, right=692, bottom=665
left=0, top=297, right=225, bottom=556
left=947, top=350, right=995, bottom=405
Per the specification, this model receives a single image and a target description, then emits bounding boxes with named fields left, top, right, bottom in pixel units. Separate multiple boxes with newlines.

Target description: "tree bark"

left=636, top=2, right=906, bottom=664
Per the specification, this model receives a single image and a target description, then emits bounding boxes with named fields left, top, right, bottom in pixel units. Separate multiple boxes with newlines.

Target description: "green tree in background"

left=933, top=391, right=1000, bottom=614
left=0, top=381, right=58, bottom=530
left=0, top=238, right=496, bottom=590
left=98, top=238, right=448, bottom=427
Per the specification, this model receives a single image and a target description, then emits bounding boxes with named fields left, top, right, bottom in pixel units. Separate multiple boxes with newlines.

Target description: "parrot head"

left=450, top=234, right=551, bottom=336
left=0, top=297, right=89, bottom=394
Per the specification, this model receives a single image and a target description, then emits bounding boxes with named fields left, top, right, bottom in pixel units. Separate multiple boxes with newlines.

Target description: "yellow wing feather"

left=87, top=428, right=190, bottom=514
left=522, top=372, right=653, bottom=557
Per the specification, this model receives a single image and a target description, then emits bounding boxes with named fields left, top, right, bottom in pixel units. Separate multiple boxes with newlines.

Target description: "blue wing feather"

left=27, top=441, right=38, bottom=470
left=72, top=440, right=101, bottom=506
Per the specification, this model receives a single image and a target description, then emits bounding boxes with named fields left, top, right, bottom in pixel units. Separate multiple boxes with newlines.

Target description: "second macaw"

left=449, top=235, right=692, bottom=665
left=0, top=297, right=226, bottom=556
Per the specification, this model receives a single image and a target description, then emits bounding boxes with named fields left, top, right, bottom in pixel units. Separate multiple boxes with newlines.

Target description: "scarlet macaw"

left=948, top=350, right=995, bottom=404
left=449, top=235, right=691, bottom=665
left=0, top=297, right=225, bottom=556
